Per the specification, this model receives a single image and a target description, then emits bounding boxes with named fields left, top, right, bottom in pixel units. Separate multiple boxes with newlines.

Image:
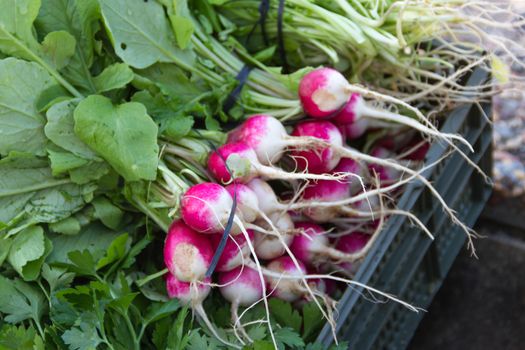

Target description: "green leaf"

left=96, top=233, right=129, bottom=270
left=45, top=99, right=99, bottom=160
left=93, top=62, right=134, bottom=93
left=0, top=324, right=43, bottom=350
left=66, top=250, right=101, bottom=276
left=0, top=0, right=41, bottom=59
left=0, top=275, right=46, bottom=325
left=165, top=115, right=195, bottom=139
left=0, top=58, right=57, bottom=156
left=92, top=196, right=123, bottom=230
left=74, top=95, right=159, bottom=181
left=268, top=299, right=302, bottom=333
left=41, top=264, right=75, bottom=294
left=36, top=0, right=101, bottom=93
left=171, top=16, right=194, bottom=50
left=143, top=298, right=181, bottom=325
left=62, top=320, right=103, bottom=350
left=47, top=222, right=120, bottom=264
left=135, top=63, right=205, bottom=99
left=0, top=153, right=62, bottom=227
left=108, top=293, right=138, bottom=315
left=7, top=226, right=48, bottom=280
left=47, top=148, right=89, bottom=175
left=99, top=0, right=195, bottom=69
left=41, top=31, right=76, bottom=70
left=25, top=183, right=95, bottom=223
left=302, top=302, right=325, bottom=340
left=275, top=327, right=305, bottom=349
left=253, top=340, right=276, bottom=350
left=49, top=216, right=82, bottom=235
left=0, top=236, right=13, bottom=266
left=69, top=161, right=110, bottom=185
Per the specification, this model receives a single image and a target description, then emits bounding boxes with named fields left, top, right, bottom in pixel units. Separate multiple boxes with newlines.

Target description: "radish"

left=227, top=114, right=291, bottom=165
left=179, top=181, right=278, bottom=345
left=225, top=183, right=260, bottom=223
left=218, top=265, right=264, bottom=344
left=266, top=256, right=307, bottom=302
left=253, top=212, right=295, bottom=260
left=181, top=182, right=241, bottom=234
left=166, top=273, right=241, bottom=349
left=290, top=120, right=343, bottom=173
left=299, top=68, right=472, bottom=149
left=245, top=178, right=287, bottom=215
left=209, top=230, right=254, bottom=272
left=163, top=220, right=213, bottom=282
left=218, top=266, right=264, bottom=306
left=208, top=142, right=344, bottom=184
left=166, top=272, right=211, bottom=306
left=367, top=147, right=402, bottom=184
left=335, top=232, right=370, bottom=273
left=289, top=222, right=372, bottom=266
left=298, top=67, right=350, bottom=118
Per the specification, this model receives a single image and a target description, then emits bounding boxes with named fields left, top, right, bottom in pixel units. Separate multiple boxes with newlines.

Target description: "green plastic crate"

left=316, top=68, right=493, bottom=349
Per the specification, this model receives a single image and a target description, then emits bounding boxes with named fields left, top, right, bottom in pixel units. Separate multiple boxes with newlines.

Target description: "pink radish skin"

left=299, top=68, right=350, bottom=118
left=335, top=158, right=367, bottom=194
left=163, top=221, right=213, bottom=282
left=166, top=273, right=211, bottom=304
left=225, top=183, right=260, bottom=223
left=209, top=230, right=254, bottom=272
left=218, top=266, right=263, bottom=306
left=291, top=121, right=343, bottom=173
left=290, top=222, right=330, bottom=264
left=227, top=114, right=289, bottom=165
left=332, top=93, right=363, bottom=125
left=336, top=232, right=371, bottom=272
left=266, top=256, right=307, bottom=302
left=181, top=182, right=240, bottom=234
left=208, top=142, right=342, bottom=184
left=368, top=147, right=401, bottom=183
left=291, top=223, right=373, bottom=267
left=301, top=179, right=349, bottom=222
left=253, top=212, right=295, bottom=260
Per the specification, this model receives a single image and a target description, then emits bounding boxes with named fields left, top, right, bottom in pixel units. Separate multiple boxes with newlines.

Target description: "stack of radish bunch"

left=161, top=68, right=435, bottom=347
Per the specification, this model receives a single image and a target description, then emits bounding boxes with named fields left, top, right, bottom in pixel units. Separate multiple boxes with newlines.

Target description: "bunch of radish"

left=159, top=67, right=481, bottom=348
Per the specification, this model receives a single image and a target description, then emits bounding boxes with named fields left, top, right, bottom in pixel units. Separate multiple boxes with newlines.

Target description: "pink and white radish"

left=245, top=178, right=287, bottom=215
left=266, top=256, right=307, bottom=302
left=299, top=68, right=472, bottom=149
left=178, top=184, right=278, bottom=344
left=253, top=212, right=295, bottom=260
left=335, top=232, right=371, bottom=273
left=289, top=222, right=372, bottom=267
left=163, top=220, right=213, bottom=282
left=218, top=266, right=264, bottom=344
left=290, top=120, right=343, bottom=173
left=181, top=182, right=242, bottom=235
left=225, top=183, right=260, bottom=223
left=207, top=142, right=344, bottom=184
left=219, top=266, right=264, bottom=306
left=209, top=230, right=254, bottom=272
left=166, top=273, right=240, bottom=349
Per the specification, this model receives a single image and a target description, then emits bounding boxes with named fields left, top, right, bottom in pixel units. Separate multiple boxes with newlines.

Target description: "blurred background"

left=410, top=1, right=525, bottom=348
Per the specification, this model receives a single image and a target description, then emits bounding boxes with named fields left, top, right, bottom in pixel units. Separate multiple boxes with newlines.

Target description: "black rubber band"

left=277, top=0, right=289, bottom=73
left=192, top=130, right=238, bottom=278
left=222, top=65, right=253, bottom=114
left=246, top=0, right=270, bottom=46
